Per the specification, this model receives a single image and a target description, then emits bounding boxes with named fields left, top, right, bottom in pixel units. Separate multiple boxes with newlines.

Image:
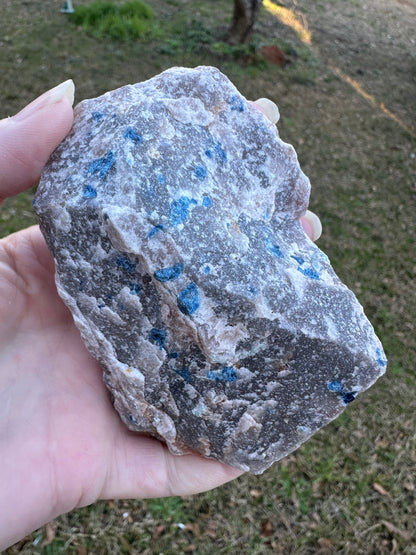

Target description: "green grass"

left=0, top=190, right=38, bottom=236
left=1, top=0, right=416, bottom=552
left=69, top=0, right=154, bottom=40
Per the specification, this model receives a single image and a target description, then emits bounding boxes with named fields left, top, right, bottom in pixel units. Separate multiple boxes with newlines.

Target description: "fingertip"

left=252, top=98, right=280, bottom=124
left=301, top=210, right=322, bottom=241
left=12, top=79, right=75, bottom=123
left=167, top=452, right=245, bottom=497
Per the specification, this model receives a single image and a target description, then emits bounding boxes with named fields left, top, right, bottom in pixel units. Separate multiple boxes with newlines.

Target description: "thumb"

left=0, top=80, right=75, bottom=205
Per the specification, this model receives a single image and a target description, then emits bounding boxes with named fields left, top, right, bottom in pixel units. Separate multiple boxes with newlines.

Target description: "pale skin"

left=0, top=82, right=320, bottom=550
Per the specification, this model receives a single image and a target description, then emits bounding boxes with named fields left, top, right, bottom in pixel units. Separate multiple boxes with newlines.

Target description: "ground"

left=1, top=0, right=415, bottom=553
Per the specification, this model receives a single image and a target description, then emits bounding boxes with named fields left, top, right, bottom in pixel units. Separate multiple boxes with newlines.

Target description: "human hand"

left=0, top=83, right=321, bottom=550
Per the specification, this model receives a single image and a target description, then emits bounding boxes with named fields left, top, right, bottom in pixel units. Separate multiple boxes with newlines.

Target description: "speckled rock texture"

left=34, top=66, right=387, bottom=474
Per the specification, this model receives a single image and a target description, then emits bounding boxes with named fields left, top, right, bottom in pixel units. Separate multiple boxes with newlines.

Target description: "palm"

left=1, top=225, right=126, bottom=509
left=0, top=226, right=240, bottom=541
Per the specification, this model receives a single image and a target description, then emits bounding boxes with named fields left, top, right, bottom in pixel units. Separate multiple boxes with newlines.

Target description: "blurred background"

left=1, top=0, right=415, bottom=552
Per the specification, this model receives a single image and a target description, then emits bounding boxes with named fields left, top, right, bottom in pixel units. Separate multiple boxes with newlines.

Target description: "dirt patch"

left=300, top=0, right=416, bottom=130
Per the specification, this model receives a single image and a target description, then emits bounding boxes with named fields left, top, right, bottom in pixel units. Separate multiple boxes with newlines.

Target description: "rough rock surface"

left=34, top=66, right=387, bottom=474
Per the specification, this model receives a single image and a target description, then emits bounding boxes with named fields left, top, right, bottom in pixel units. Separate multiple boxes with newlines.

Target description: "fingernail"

left=253, top=98, right=280, bottom=124
left=47, top=79, right=75, bottom=106
left=14, top=79, right=75, bottom=122
left=302, top=210, right=322, bottom=241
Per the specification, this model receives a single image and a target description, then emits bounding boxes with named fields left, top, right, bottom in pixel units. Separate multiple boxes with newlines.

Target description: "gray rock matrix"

left=35, top=66, right=386, bottom=474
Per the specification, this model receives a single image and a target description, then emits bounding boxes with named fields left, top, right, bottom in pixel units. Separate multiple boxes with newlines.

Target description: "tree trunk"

left=226, top=0, right=262, bottom=44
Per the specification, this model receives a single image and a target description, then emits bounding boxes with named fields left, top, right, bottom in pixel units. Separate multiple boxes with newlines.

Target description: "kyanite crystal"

left=34, top=66, right=387, bottom=474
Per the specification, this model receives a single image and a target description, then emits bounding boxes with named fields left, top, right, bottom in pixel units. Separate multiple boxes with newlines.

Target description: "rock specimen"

left=34, top=66, right=387, bottom=474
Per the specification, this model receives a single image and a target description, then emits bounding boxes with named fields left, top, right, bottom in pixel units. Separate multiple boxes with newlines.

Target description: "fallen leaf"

left=185, top=523, right=201, bottom=537
left=312, top=512, right=321, bottom=524
left=250, top=489, right=262, bottom=498
left=203, top=519, right=218, bottom=539
left=152, top=524, right=166, bottom=540
left=291, top=488, right=300, bottom=510
left=260, top=45, right=290, bottom=67
left=279, top=514, right=293, bottom=532
left=261, top=519, right=274, bottom=537
left=373, top=482, right=391, bottom=497
left=41, top=523, right=55, bottom=547
left=403, top=481, right=414, bottom=492
left=375, top=439, right=388, bottom=448
left=317, top=537, right=334, bottom=553
left=381, top=520, right=413, bottom=542
left=313, top=481, right=322, bottom=494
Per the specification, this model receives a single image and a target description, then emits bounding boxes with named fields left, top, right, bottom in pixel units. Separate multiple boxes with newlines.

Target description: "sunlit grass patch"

left=69, top=0, right=154, bottom=40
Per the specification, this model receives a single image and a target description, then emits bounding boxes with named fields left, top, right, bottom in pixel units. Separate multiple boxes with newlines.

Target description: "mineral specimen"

left=34, top=66, right=387, bottom=474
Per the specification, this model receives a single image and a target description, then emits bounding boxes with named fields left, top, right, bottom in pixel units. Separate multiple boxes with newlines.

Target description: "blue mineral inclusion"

left=168, top=351, right=179, bottom=359
left=129, top=283, right=141, bottom=295
left=88, top=151, right=115, bottom=179
left=177, top=282, right=199, bottom=315
left=222, top=366, right=238, bottom=381
left=170, top=197, right=197, bottom=226
left=340, top=391, right=357, bottom=404
left=194, top=165, right=207, bottom=179
left=154, top=263, right=183, bottom=282
left=83, top=184, right=97, bottom=199
left=207, top=366, right=238, bottom=382
left=116, top=256, right=135, bottom=273
left=204, top=265, right=211, bottom=274
left=376, top=348, right=387, bottom=367
left=297, top=266, right=320, bottom=280
left=149, top=328, right=166, bottom=349
left=91, top=111, right=105, bottom=121
left=123, top=127, right=143, bottom=144
left=158, top=174, right=165, bottom=184
left=327, top=380, right=357, bottom=404
left=214, top=141, right=227, bottom=162
left=202, top=195, right=212, bottom=207
left=205, top=143, right=227, bottom=162
left=249, top=284, right=258, bottom=296
left=266, top=238, right=284, bottom=259
left=327, top=380, right=343, bottom=393
left=291, top=255, right=305, bottom=265
left=148, top=224, right=165, bottom=238
left=230, top=94, right=245, bottom=112
left=175, top=368, right=194, bottom=384
left=292, top=254, right=320, bottom=279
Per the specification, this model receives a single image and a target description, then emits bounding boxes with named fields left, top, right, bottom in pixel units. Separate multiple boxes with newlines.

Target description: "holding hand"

left=0, top=81, right=320, bottom=550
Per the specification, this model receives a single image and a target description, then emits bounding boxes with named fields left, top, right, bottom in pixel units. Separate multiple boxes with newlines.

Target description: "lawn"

left=1, top=0, right=415, bottom=552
